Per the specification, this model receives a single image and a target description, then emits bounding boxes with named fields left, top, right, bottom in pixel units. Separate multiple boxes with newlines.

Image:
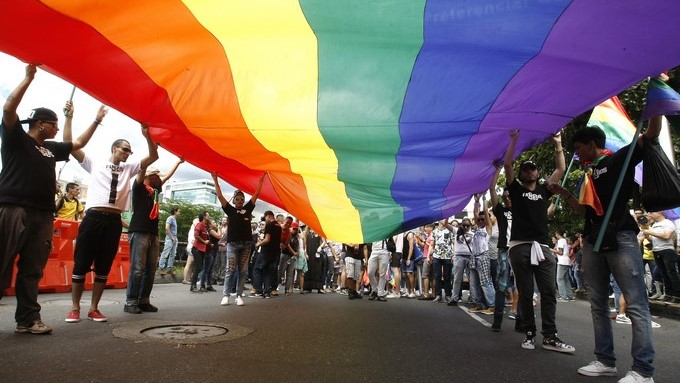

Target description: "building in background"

left=162, top=179, right=220, bottom=208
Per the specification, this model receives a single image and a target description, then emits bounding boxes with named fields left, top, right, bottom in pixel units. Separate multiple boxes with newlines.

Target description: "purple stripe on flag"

left=441, top=0, right=680, bottom=217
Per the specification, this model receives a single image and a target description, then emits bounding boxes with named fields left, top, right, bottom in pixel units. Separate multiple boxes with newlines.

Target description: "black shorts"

left=72, top=210, right=122, bottom=281
left=390, top=251, right=402, bottom=268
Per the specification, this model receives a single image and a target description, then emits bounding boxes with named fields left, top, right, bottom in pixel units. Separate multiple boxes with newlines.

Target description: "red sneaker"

left=87, top=309, right=108, bottom=322
left=65, top=309, right=81, bottom=323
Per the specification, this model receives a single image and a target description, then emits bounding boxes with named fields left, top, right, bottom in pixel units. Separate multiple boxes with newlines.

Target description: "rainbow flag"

left=576, top=171, right=604, bottom=216
left=642, top=77, right=680, bottom=119
left=1, top=1, right=679, bottom=243
left=586, top=97, right=643, bottom=183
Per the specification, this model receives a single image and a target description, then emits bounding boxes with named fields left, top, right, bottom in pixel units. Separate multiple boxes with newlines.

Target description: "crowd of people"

left=1, top=65, right=677, bottom=383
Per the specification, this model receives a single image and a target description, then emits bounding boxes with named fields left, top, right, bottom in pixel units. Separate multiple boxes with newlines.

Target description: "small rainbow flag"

left=576, top=168, right=604, bottom=216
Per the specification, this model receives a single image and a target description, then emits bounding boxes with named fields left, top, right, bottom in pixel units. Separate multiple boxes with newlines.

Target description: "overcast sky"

left=0, top=53, right=243, bottom=195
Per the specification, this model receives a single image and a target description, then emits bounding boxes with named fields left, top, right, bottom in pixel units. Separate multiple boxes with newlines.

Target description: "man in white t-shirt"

left=65, top=125, right=158, bottom=323
left=643, top=212, right=679, bottom=303
left=552, top=233, right=574, bottom=301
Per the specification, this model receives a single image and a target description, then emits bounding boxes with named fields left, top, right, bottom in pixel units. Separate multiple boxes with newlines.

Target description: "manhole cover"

left=142, top=325, right=228, bottom=340
left=113, top=320, right=253, bottom=345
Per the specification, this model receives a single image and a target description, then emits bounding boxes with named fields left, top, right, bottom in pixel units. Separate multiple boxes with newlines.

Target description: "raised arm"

left=161, top=157, right=184, bottom=185
left=483, top=196, right=493, bottom=235
left=547, top=132, right=566, bottom=185
left=62, top=101, right=74, bottom=142
left=2, top=64, right=35, bottom=130
left=70, top=105, right=106, bottom=152
left=504, top=130, right=519, bottom=186
left=139, top=124, right=159, bottom=170
left=489, top=161, right=502, bottom=208
left=250, top=173, right=266, bottom=204
left=211, top=172, right=228, bottom=207
left=640, top=116, right=663, bottom=146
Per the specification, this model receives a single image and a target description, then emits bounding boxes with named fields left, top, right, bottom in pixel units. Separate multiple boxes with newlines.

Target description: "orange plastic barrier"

left=4, top=220, right=131, bottom=296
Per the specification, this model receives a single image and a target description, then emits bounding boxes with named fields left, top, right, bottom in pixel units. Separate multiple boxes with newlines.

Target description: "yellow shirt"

left=642, top=238, right=655, bottom=261
left=56, top=198, right=83, bottom=220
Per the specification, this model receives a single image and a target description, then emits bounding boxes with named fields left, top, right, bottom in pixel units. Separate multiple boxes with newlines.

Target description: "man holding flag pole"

left=551, top=99, right=668, bottom=382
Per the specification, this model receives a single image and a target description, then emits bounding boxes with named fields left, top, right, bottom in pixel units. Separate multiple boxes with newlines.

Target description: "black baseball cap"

left=519, top=160, right=538, bottom=171
left=20, top=107, right=58, bottom=124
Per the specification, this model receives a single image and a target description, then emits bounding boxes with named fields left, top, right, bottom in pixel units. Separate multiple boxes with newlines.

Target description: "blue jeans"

left=452, top=255, right=470, bottom=299
left=432, top=258, right=452, bottom=298
left=494, top=249, right=511, bottom=317
left=223, top=241, right=251, bottom=297
left=253, top=252, right=278, bottom=294
left=126, top=232, right=159, bottom=305
left=200, top=247, right=216, bottom=288
left=158, top=236, right=178, bottom=270
left=582, top=231, right=655, bottom=377
left=556, top=264, right=573, bottom=299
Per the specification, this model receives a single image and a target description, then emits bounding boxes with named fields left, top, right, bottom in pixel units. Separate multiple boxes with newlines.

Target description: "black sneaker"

left=447, top=299, right=458, bottom=306
left=138, top=303, right=158, bottom=312
left=205, top=286, right=216, bottom=292
left=542, top=335, right=576, bottom=354
left=368, top=292, right=377, bottom=301
left=522, top=332, right=535, bottom=350
left=376, top=295, right=387, bottom=302
left=124, top=304, right=142, bottom=314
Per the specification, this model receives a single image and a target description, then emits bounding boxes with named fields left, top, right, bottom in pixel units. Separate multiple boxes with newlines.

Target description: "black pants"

left=653, top=249, right=680, bottom=297
left=190, top=248, right=205, bottom=287
left=509, top=243, right=557, bottom=336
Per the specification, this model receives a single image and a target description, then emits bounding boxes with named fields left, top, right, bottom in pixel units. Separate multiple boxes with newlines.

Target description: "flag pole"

left=594, top=119, right=645, bottom=252
left=553, top=152, right=577, bottom=210
left=57, top=85, right=77, bottom=181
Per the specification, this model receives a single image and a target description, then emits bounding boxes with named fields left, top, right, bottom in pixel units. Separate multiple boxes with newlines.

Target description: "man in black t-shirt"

left=124, top=160, right=182, bottom=314
left=503, top=129, right=574, bottom=354
left=552, top=119, right=661, bottom=381
left=213, top=172, right=265, bottom=306
left=0, top=64, right=101, bottom=334
left=253, top=211, right=282, bottom=298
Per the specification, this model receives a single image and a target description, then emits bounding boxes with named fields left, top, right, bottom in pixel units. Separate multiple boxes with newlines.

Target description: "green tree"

left=158, top=199, right=223, bottom=244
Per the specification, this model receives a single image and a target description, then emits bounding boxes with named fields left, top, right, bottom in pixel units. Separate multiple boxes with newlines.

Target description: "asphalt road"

left=1, top=284, right=678, bottom=383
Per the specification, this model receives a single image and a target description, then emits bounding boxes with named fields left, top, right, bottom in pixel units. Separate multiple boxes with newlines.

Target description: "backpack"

left=385, top=236, right=397, bottom=252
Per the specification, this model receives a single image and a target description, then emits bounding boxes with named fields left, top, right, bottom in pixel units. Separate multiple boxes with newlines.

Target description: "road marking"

left=459, top=306, right=491, bottom=327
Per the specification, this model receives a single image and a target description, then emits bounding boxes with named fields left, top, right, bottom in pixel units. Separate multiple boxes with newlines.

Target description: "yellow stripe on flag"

left=183, top=0, right=363, bottom=242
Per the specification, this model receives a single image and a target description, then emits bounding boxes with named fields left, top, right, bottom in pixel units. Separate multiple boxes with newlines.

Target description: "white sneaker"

left=618, top=370, right=654, bottom=383
left=220, top=296, right=230, bottom=306
left=432, top=296, right=442, bottom=303
left=578, top=361, right=617, bottom=377
left=235, top=296, right=244, bottom=306
left=651, top=321, right=661, bottom=328
left=386, top=292, right=400, bottom=299
left=616, top=314, right=632, bottom=324
left=407, top=293, right=416, bottom=299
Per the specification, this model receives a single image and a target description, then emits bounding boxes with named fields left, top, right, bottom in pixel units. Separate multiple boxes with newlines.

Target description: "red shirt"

left=193, top=221, right=209, bottom=252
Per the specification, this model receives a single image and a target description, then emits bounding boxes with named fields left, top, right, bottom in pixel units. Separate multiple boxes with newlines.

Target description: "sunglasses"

left=118, top=146, right=133, bottom=154
left=234, top=197, right=245, bottom=202
left=462, top=224, right=470, bottom=228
